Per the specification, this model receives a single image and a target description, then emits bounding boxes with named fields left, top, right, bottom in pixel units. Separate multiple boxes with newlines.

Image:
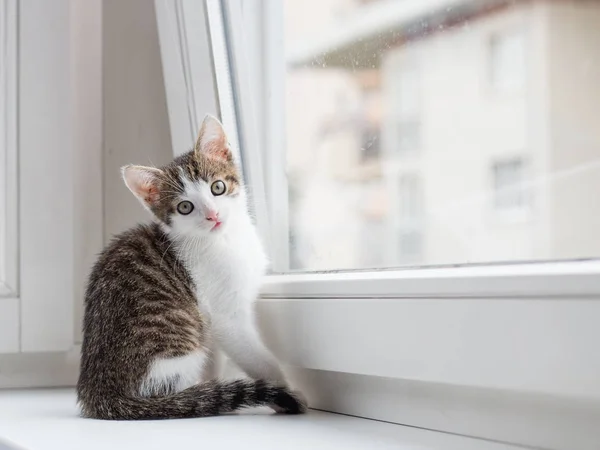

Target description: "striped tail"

left=78, top=379, right=307, bottom=420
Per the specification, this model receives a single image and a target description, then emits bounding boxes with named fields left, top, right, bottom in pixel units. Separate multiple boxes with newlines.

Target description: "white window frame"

left=0, top=0, right=80, bottom=354
left=155, top=0, right=272, bottom=251
left=0, top=0, right=19, bottom=353
left=0, top=0, right=104, bottom=388
left=157, top=2, right=600, bottom=448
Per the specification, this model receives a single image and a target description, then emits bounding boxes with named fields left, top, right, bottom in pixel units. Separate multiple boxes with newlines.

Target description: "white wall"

left=102, top=0, right=174, bottom=240
left=71, top=0, right=103, bottom=345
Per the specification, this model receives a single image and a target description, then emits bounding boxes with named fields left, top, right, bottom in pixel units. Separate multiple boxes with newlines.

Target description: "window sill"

left=261, top=260, right=600, bottom=298
left=0, top=388, right=521, bottom=450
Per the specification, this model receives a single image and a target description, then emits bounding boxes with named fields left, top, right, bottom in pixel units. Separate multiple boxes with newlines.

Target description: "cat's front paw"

left=270, top=388, right=308, bottom=414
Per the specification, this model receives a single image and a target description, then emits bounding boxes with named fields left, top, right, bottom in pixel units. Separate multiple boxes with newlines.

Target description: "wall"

left=102, top=0, right=174, bottom=240
left=545, top=1, right=600, bottom=259
left=74, top=0, right=174, bottom=342
left=71, top=0, right=103, bottom=344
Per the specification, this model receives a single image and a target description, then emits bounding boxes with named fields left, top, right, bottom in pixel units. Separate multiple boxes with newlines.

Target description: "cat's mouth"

left=211, top=221, right=223, bottom=231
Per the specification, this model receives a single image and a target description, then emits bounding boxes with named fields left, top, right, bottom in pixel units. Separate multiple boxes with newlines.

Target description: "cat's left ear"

left=194, top=114, right=233, bottom=162
left=121, top=165, right=164, bottom=207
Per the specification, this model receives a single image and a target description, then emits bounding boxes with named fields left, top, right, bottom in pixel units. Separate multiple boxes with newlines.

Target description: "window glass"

left=281, top=0, right=600, bottom=271
left=492, top=158, right=529, bottom=211
left=490, top=30, right=526, bottom=92
left=397, top=174, right=423, bottom=263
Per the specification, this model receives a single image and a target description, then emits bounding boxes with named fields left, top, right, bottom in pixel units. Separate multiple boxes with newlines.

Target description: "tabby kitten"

left=77, top=115, right=306, bottom=420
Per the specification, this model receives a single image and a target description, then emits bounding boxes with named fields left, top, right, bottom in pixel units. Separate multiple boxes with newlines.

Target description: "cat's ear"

left=194, top=114, right=233, bottom=162
left=121, top=165, right=163, bottom=207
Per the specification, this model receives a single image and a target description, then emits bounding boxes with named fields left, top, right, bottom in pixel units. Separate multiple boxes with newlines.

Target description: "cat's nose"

left=206, top=211, right=219, bottom=222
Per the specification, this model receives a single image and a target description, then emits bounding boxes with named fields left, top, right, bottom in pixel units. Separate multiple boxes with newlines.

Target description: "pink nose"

left=206, top=211, right=219, bottom=222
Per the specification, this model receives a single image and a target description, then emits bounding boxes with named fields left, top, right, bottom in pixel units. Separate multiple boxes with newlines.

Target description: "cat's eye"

left=211, top=180, right=226, bottom=196
left=177, top=200, right=194, bottom=215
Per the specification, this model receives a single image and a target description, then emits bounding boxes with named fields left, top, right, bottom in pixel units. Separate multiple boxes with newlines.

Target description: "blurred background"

left=281, top=0, right=600, bottom=271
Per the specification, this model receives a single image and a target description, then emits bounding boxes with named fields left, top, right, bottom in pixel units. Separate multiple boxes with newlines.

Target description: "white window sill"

left=0, top=389, right=522, bottom=450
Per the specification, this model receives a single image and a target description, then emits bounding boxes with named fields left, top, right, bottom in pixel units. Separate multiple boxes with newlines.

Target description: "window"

left=492, top=158, right=530, bottom=212
left=0, top=0, right=95, bottom=385
left=158, top=1, right=600, bottom=448
left=398, top=175, right=421, bottom=220
left=268, top=0, right=600, bottom=271
left=397, top=174, right=423, bottom=261
left=490, top=29, right=526, bottom=92
left=360, top=85, right=382, bottom=161
left=396, top=63, right=420, bottom=118
left=360, top=125, right=380, bottom=161
left=396, top=120, right=420, bottom=155
left=394, top=61, right=421, bottom=155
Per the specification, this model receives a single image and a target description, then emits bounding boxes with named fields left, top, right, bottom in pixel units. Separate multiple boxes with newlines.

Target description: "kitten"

left=77, top=114, right=306, bottom=420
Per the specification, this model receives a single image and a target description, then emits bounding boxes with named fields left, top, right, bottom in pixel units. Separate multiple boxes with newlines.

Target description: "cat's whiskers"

left=159, top=230, right=182, bottom=270
left=161, top=176, right=184, bottom=193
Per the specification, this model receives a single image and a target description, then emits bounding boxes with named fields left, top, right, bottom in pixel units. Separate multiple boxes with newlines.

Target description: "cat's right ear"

left=121, top=165, right=163, bottom=207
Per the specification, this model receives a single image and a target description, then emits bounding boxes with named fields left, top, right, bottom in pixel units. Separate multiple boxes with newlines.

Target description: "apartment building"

left=284, top=0, right=600, bottom=270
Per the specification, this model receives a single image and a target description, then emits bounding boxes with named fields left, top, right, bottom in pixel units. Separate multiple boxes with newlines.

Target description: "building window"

left=398, top=174, right=421, bottom=220
left=398, top=229, right=422, bottom=259
left=490, top=30, right=526, bottom=92
left=492, top=158, right=530, bottom=211
left=395, top=62, right=421, bottom=155
left=398, top=174, right=423, bottom=261
left=397, top=120, right=420, bottom=154
left=361, top=125, right=381, bottom=161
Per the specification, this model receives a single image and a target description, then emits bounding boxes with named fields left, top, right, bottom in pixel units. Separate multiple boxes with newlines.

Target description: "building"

left=284, top=0, right=600, bottom=270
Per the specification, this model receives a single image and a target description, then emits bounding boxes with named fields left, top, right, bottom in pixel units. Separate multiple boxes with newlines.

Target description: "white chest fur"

left=182, top=220, right=267, bottom=318
left=152, top=219, right=285, bottom=388
left=139, top=223, right=269, bottom=394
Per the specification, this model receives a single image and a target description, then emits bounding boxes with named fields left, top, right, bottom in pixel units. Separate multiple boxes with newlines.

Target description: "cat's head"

left=122, top=115, right=245, bottom=237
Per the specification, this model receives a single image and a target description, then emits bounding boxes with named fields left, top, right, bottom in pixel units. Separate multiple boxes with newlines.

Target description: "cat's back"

left=82, top=222, right=200, bottom=353
left=79, top=222, right=204, bottom=397
left=89, top=224, right=173, bottom=298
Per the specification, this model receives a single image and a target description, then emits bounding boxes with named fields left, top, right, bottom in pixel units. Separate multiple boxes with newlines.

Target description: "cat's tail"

left=78, top=379, right=307, bottom=420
